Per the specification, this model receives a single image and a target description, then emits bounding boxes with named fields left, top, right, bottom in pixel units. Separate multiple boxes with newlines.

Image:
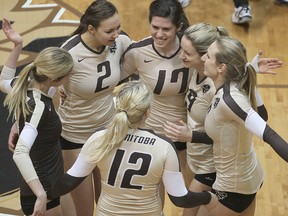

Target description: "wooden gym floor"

left=0, top=0, right=288, bottom=215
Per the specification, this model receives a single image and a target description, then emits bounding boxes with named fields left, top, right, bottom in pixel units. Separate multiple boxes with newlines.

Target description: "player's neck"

left=197, top=65, right=206, bottom=81
left=81, top=32, right=105, bottom=52
left=154, top=36, right=179, bottom=57
left=197, top=71, right=206, bottom=82
left=30, top=79, right=50, bottom=94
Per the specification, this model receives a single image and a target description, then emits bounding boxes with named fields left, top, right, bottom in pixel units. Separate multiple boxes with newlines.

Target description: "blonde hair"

left=4, top=47, right=73, bottom=121
left=184, top=22, right=229, bottom=56
left=88, top=80, right=152, bottom=163
left=215, top=36, right=257, bottom=110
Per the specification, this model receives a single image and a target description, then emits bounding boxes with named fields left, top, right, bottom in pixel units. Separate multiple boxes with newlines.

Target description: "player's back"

left=96, top=128, right=177, bottom=215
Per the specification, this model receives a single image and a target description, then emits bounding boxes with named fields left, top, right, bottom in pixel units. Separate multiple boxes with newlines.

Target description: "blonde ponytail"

left=88, top=81, right=152, bottom=163
left=4, top=47, right=73, bottom=121
left=4, top=64, right=33, bottom=121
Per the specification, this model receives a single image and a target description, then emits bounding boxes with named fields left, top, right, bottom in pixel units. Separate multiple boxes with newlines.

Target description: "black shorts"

left=211, top=189, right=257, bottom=213
left=194, top=172, right=216, bottom=187
left=174, top=141, right=187, bottom=151
left=60, top=136, right=83, bottom=150
left=20, top=195, right=60, bottom=215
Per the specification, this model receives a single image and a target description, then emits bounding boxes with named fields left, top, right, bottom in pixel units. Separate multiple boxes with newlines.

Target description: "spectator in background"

left=232, top=0, right=252, bottom=24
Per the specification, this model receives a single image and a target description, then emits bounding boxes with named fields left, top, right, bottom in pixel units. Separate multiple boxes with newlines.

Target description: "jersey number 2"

left=95, top=61, right=111, bottom=92
left=108, top=149, right=152, bottom=189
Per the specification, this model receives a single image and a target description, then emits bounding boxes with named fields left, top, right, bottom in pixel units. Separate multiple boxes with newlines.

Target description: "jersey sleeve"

left=224, top=90, right=266, bottom=132
left=67, top=131, right=100, bottom=177
left=255, top=88, right=268, bottom=121
left=191, top=131, right=213, bottom=144
left=163, top=170, right=212, bottom=207
left=251, top=53, right=260, bottom=73
left=224, top=87, right=267, bottom=126
left=0, top=66, right=16, bottom=93
left=46, top=150, right=91, bottom=199
left=47, top=132, right=99, bottom=199
left=245, top=108, right=288, bottom=162
left=67, top=154, right=96, bottom=177
left=13, top=123, right=39, bottom=183
left=163, top=170, right=187, bottom=196
left=120, top=44, right=138, bottom=80
left=162, top=144, right=185, bottom=194
left=119, top=32, right=133, bottom=52
left=161, top=143, right=212, bottom=207
left=163, top=143, right=181, bottom=172
left=190, top=87, right=266, bottom=144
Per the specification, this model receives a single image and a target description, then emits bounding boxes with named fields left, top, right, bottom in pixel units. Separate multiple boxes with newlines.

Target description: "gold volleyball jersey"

left=185, top=70, right=215, bottom=174
left=205, top=83, right=264, bottom=194
left=121, top=35, right=192, bottom=135
left=59, top=34, right=132, bottom=143
left=69, top=128, right=181, bottom=215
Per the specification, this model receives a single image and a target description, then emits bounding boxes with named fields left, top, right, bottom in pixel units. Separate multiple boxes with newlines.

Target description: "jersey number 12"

left=108, top=149, right=152, bottom=189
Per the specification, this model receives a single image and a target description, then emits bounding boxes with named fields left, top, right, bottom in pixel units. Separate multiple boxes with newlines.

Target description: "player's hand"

left=8, top=122, right=19, bottom=152
left=163, top=119, right=191, bottom=142
left=2, top=18, right=23, bottom=47
left=257, top=50, right=283, bottom=75
left=32, top=194, right=47, bottom=216
left=58, top=85, right=67, bottom=105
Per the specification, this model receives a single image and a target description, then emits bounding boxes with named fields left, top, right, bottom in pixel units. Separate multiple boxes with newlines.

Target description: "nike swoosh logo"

left=144, top=59, right=153, bottom=63
left=78, top=58, right=85, bottom=62
left=205, top=177, right=213, bottom=181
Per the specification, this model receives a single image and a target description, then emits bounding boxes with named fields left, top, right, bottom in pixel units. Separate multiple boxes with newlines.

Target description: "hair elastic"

left=244, top=62, right=251, bottom=75
left=119, top=109, right=128, bottom=115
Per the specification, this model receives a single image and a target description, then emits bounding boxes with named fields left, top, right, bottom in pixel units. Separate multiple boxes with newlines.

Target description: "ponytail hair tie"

left=244, top=62, right=251, bottom=75
left=119, top=109, right=127, bottom=115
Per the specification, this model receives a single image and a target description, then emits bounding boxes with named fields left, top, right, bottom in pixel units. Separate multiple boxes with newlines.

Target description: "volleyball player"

left=0, top=18, right=23, bottom=94
left=163, top=22, right=283, bottom=216
left=4, top=47, right=73, bottom=216
left=56, top=1, right=132, bottom=215
left=194, top=36, right=288, bottom=215
left=47, top=80, right=218, bottom=216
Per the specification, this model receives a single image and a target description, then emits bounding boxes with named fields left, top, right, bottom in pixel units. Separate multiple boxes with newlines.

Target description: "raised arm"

left=2, top=18, right=23, bottom=68
left=0, top=18, right=23, bottom=93
left=251, top=50, right=283, bottom=75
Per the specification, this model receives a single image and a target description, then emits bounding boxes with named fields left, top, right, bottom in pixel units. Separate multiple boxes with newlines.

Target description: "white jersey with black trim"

left=205, top=82, right=264, bottom=194
left=185, top=70, right=215, bottom=174
left=121, top=35, right=192, bottom=135
left=59, top=34, right=132, bottom=143
left=69, top=128, right=181, bottom=215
